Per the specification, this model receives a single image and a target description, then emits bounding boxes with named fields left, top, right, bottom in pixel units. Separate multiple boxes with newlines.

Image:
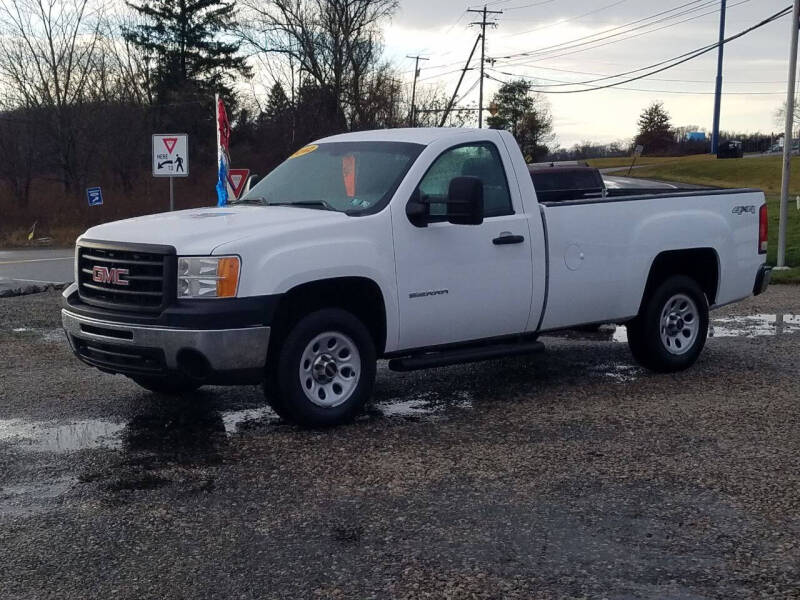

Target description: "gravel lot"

left=0, top=287, right=799, bottom=599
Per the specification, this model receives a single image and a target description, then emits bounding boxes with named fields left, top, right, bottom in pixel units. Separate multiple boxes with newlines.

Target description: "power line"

left=440, top=34, right=483, bottom=127
left=493, top=0, right=754, bottom=68
left=498, top=0, right=629, bottom=39
left=484, top=70, right=787, bottom=95
left=488, top=5, right=792, bottom=94
left=490, top=63, right=786, bottom=85
left=494, top=0, right=729, bottom=63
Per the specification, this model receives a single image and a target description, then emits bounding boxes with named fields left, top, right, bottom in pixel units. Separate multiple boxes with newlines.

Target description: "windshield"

left=235, top=141, right=424, bottom=214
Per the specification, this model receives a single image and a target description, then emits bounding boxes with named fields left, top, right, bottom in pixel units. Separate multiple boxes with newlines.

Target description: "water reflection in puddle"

left=0, top=405, right=280, bottom=454
left=609, top=314, right=799, bottom=343
left=9, top=327, right=65, bottom=343
left=372, top=390, right=474, bottom=419
left=0, top=418, right=125, bottom=452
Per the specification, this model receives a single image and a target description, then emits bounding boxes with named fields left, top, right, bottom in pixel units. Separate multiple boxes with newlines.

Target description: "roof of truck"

left=316, top=128, right=486, bottom=146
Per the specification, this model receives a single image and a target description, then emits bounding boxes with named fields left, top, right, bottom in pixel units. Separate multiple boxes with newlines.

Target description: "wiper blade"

left=229, top=197, right=267, bottom=205
left=268, top=200, right=335, bottom=211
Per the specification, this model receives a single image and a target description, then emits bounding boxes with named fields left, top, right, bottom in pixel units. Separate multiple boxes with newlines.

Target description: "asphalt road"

left=0, top=176, right=691, bottom=291
left=0, top=248, right=74, bottom=286
left=1, top=288, right=799, bottom=599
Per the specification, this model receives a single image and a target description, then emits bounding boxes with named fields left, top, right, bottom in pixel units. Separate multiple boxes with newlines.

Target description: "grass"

left=587, top=156, right=706, bottom=170
left=0, top=226, right=81, bottom=249
left=620, top=154, right=800, bottom=282
left=629, top=154, right=800, bottom=196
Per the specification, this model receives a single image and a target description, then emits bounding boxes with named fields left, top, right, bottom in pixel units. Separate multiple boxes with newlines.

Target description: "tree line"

left=0, top=0, right=483, bottom=231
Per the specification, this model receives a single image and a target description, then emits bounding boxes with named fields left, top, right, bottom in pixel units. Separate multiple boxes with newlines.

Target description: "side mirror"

left=406, top=188, right=430, bottom=227
left=447, top=176, right=483, bottom=225
left=244, top=174, right=260, bottom=194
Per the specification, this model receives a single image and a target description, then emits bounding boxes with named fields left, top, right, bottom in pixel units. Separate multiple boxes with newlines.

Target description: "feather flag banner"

left=215, top=94, right=234, bottom=207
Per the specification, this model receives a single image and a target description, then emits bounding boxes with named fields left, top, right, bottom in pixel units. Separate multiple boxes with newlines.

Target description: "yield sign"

left=228, top=168, right=250, bottom=199
left=162, top=137, right=178, bottom=153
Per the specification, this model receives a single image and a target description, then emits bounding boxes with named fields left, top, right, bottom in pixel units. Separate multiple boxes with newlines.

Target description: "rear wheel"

left=627, top=275, right=709, bottom=373
left=131, top=375, right=202, bottom=395
left=266, top=308, right=376, bottom=426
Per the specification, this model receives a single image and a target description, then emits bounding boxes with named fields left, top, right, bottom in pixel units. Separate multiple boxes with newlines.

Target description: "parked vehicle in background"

left=717, top=140, right=744, bottom=159
left=62, top=128, right=771, bottom=426
left=528, top=164, right=606, bottom=203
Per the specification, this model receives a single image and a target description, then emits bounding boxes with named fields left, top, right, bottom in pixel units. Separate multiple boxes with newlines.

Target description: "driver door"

left=393, top=140, right=534, bottom=350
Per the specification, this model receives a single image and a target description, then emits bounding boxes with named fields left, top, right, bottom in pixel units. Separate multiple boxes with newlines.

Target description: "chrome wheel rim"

left=659, top=293, right=700, bottom=355
left=299, top=331, right=361, bottom=408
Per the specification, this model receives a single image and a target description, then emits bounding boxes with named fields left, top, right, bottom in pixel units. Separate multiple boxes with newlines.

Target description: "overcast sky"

left=380, top=0, right=794, bottom=147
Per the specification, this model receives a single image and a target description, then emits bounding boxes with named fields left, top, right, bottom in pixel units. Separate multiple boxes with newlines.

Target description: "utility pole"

left=711, top=0, right=727, bottom=155
left=468, top=5, right=502, bottom=128
left=407, top=55, right=429, bottom=127
left=778, top=0, right=800, bottom=269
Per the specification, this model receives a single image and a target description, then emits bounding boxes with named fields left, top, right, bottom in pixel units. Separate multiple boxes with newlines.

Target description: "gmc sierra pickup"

left=62, top=128, right=771, bottom=426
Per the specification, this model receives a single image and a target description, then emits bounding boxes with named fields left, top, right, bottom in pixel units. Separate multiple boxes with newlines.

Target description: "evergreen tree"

left=635, top=102, right=674, bottom=154
left=487, top=79, right=554, bottom=162
left=123, top=0, right=250, bottom=103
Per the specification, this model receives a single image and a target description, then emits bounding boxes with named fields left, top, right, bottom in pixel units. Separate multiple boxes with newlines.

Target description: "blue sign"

left=87, top=186, right=103, bottom=207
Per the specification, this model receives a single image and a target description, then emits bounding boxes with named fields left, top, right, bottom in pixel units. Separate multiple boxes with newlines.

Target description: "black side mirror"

left=244, top=174, right=260, bottom=194
left=406, top=188, right=430, bottom=227
left=447, top=176, right=483, bottom=225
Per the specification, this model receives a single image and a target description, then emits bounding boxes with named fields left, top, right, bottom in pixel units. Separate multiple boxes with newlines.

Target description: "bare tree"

left=0, top=0, right=103, bottom=189
left=237, top=0, right=397, bottom=130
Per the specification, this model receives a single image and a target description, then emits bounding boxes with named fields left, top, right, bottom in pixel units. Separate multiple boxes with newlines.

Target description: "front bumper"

left=753, top=264, right=772, bottom=296
left=62, top=309, right=270, bottom=383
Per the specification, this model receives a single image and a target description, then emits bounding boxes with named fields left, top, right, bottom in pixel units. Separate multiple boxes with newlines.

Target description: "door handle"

left=493, top=233, right=525, bottom=245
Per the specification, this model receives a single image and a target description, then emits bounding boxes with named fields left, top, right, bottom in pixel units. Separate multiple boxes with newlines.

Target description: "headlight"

left=177, top=256, right=240, bottom=299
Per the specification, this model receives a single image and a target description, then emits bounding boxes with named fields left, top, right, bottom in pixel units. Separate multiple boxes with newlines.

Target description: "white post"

left=169, top=176, right=174, bottom=212
left=777, top=0, right=800, bottom=269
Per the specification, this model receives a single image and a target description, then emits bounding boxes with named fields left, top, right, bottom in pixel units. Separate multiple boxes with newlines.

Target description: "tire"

left=267, top=308, right=377, bottom=427
left=627, top=275, right=709, bottom=373
left=131, top=375, right=202, bottom=395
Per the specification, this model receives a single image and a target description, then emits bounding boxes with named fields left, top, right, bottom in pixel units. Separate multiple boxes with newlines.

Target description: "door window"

left=416, top=142, right=513, bottom=218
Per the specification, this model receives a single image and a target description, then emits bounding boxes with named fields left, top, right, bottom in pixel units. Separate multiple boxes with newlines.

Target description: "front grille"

left=73, top=338, right=166, bottom=374
left=77, top=243, right=174, bottom=312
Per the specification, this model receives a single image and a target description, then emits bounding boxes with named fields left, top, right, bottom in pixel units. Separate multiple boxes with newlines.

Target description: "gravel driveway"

left=0, top=287, right=798, bottom=599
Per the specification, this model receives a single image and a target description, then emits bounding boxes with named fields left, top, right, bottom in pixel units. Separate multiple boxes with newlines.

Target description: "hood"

left=80, top=205, right=347, bottom=254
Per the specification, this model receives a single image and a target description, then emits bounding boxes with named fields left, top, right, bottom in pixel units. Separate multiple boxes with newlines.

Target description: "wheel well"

left=268, top=277, right=387, bottom=358
left=640, top=249, right=719, bottom=311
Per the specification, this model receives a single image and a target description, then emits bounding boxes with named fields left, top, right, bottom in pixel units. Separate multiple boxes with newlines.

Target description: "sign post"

left=152, top=134, right=189, bottom=211
left=628, top=144, right=644, bottom=176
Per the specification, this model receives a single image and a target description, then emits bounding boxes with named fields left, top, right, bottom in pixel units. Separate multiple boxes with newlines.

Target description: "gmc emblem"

left=92, top=266, right=129, bottom=286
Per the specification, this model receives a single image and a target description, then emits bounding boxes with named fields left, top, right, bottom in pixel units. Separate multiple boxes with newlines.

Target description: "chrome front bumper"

left=62, top=309, right=270, bottom=375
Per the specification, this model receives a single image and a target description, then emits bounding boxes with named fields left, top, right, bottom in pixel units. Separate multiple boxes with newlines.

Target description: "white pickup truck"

left=62, top=128, right=771, bottom=426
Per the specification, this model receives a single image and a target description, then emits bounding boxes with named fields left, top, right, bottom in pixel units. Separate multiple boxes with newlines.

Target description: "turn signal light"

left=216, top=257, right=240, bottom=298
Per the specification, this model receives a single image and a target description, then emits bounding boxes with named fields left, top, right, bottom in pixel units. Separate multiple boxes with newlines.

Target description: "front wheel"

left=268, top=308, right=377, bottom=427
left=627, top=275, right=709, bottom=373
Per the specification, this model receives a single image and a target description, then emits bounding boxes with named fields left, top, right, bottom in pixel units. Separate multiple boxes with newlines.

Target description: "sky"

left=381, top=0, right=795, bottom=147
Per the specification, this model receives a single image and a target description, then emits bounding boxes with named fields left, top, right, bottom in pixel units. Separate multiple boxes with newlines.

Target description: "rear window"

left=530, top=169, right=601, bottom=192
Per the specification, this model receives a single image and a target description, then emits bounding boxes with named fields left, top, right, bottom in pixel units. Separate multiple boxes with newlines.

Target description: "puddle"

left=9, top=327, right=66, bottom=343
left=221, top=405, right=278, bottom=434
left=372, top=390, right=474, bottom=419
left=609, top=314, right=800, bottom=343
left=0, top=477, right=76, bottom=517
left=709, top=314, right=800, bottom=338
left=0, top=404, right=282, bottom=455
left=587, top=363, right=643, bottom=383
left=0, top=419, right=125, bottom=452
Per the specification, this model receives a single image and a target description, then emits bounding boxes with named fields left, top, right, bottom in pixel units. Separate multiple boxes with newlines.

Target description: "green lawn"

left=603, top=154, right=800, bottom=282
left=587, top=156, right=700, bottom=170
left=630, top=154, right=800, bottom=196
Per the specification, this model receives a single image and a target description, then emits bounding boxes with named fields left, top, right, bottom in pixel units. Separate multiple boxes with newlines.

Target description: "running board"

left=388, top=340, right=545, bottom=372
